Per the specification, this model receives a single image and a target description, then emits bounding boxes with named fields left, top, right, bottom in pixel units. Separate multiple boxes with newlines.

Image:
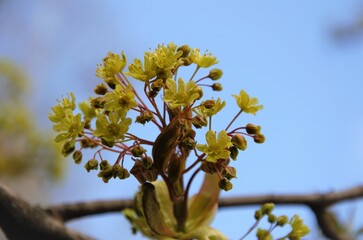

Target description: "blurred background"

left=1, top=0, right=363, bottom=239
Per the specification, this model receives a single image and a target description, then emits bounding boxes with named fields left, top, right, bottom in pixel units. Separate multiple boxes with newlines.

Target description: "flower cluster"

left=49, top=43, right=308, bottom=239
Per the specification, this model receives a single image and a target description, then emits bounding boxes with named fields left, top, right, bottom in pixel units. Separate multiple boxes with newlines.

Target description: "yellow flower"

left=196, top=130, right=233, bottom=163
left=197, top=98, right=225, bottom=117
left=96, top=52, right=127, bottom=87
left=152, top=42, right=183, bottom=71
left=49, top=93, right=76, bottom=123
left=233, top=90, right=263, bottom=115
left=52, top=110, right=84, bottom=145
left=287, top=215, right=310, bottom=239
left=189, top=48, right=219, bottom=68
left=163, top=78, right=202, bottom=109
left=125, top=53, right=157, bottom=81
left=104, top=84, right=137, bottom=115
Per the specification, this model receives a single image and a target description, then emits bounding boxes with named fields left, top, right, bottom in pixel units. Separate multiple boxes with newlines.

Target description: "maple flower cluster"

left=49, top=43, right=309, bottom=239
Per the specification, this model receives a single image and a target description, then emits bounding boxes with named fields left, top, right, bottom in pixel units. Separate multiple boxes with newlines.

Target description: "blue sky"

left=1, top=0, right=363, bottom=239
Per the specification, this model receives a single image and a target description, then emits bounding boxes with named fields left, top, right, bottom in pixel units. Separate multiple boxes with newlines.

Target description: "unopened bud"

left=212, top=83, right=223, bottom=91
left=208, top=68, right=223, bottom=80
left=219, top=178, right=233, bottom=191
left=94, top=83, right=108, bottom=95
left=181, top=57, right=192, bottom=66
left=72, top=150, right=83, bottom=164
left=151, top=79, right=163, bottom=92
left=203, top=100, right=215, bottom=109
left=147, top=90, right=158, bottom=98
left=231, top=134, right=247, bottom=150
left=268, top=213, right=277, bottom=223
left=193, top=87, right=203, bottom=100
left=97, top=166, right=113, bottom=183
left=246, top=123, right=261, bottom=134
left=261, top=203, right=275, bottom=215
left=177, top=45, right=191, bottom=58
left=276, top=215, right=289, bottom=226
left=253, top=134, right=265, bottom=144
left=84, top=159, right=99, bottom=172
left=223, top=166, right=237, bottom=180
left=192, top=115, right=207, bottom=129
left=142, top=156, right=153, bottom=169
left=100, top=160, right=110, bottom=170
left=112, top=164, right=130, bottom=179
left=136, top=111, right=154, bottom=125
left=62, top=141, right=75, bottom=157
left=255, top=210, right=263, bottom=220
left=229, top=146, right=239, bottom=160
left=131, top=146, right=147, bottom=157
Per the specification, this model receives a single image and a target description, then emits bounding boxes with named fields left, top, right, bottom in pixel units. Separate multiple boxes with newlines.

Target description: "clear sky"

left=1, top=0, right=363, bottom=239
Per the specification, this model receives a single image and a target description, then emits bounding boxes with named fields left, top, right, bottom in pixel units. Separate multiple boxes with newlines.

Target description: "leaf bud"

left=84, top=159, right=99, bottom=172
left=192, top=115, right=207, bottom=129
left=142, top=156, right=153, bottom=170
left=131, top=146, right=147, bottom=157
left=229, top=146, right=239, bottom=160
left=177, top=45, right=191, bottom=58
left=62, top=141, right=75, bottom=157
left=94, top=83, right=108, bottom=95
left=261, top=203, right=275, bottom=215
left=208, top=68, right=223, bottom=80
left=72, top=150, right=83, bottom=164
left=203, top=100, right=215, bottom=109
left=276, top=215, right=289, bottom=226
left=218, top=178, right=233, bottom=191
left=253, top=134, right=265, bottom=144
left=268, top=213, right=277, bottom=223
left=212, top=83, right=223, bottom=91
left=231, top=134, right=247, bottom=150
left=246, top=123, right=261, bottom=134
left=254, top=210, right=263, bottom=220
left=168, top=155, right=185, bottom=184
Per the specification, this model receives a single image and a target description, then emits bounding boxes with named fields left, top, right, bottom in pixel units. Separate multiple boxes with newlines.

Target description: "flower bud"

left=84, top=159, right=99, bottom=172
left=261, top=203, right=275, bottom=215
left=131, top=146, right=147, bottom=157
left=212, top=83, right=223, bottom=91
left=229, top=146, right=239, bottom=160
left=90, top=97, right=105, bottom=109
left=97, top=165, right=113, bottom=183
left=72, top=150, right=83, bottom=164
left=151, top=79, right=163, bottom=92
left=254, top=210, right=263, bottom=220
left=135, top=111, right=154, bottom=125
left=253, top=134, right=265, bottom=144
left=218, top=178, right=233, bottom=191
left=100, top=160, right=110, bottom=170
left=112, top=164, right=130, bottom=179
left=62, top=141, right=75, bottom=157
left=246, top=123, right=261, bottom=134
left=208, top=68, right=223, bottom=80
left=181, top=57, right=192, bottom=66
left=94, top=83, right=108, bottom=95
left=193, top=86, right=203, bottom=100
left=276, top=215, right=289, bottom=226
left=203, top=100, right=215, bottom=109
left=81, top=139, right=98, bottom=148
left=222, top=166, right=237, bottom=180
left=192, top=115, right=207, bottom=128
left=142, top=156, right=153, bottom=169
left=231, top=134, right=247, bottom=150
left=268, top=213, right=277, bottom=223
left=147, top=90, right=158, bottom=98
left=177, top=45, right=191, bottom=58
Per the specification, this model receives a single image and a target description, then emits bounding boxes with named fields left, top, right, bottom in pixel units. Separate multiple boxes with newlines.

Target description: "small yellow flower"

left=233, top=90, right=263, bottom=115
left=49, top=93, right=76, bottom=123
left=197, top=98, right=225, bottom=117
left=196, top=130, right=233, bottom=163
left=164, top=78, right=202, bottom=109
left=152, top=42, right=183, bottom=71
left=287, top=215, right=310, bottom=239
left=125, top=53, right=157, bottom=82
left=52, top=110, right=84, bottom=145
left=189, top=48, right=219, bottom=68
left=104, top=84, right=137, bottom=115
left=96, top=52, right=127, bottom=87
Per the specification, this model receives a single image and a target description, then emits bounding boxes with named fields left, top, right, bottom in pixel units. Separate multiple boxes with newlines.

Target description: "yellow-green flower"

left=49, top=93, right=76, bottom=123
left=164, top=78, right=202, bottom=109
left=233, top=90, right=263, bottom=115
left=104, top=84, right=137, bottom=115
left=189, top=48, right=219, bottom=68
left=151, top=42, right=183, bottom=71
left=287, top=215, right=310, bottom=239
left=93, top=112, right=132, bottom=145
left=78, top=100, right=97, bottom=120
left=96, top=52, right=127, bottom=87
left=125, top=53, right=157, bottom=81
left=196, top=130, right=233, bottom=163
left=197, top=98, right=225, bottom=117
left=52, top=110, right=84, bottom=145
